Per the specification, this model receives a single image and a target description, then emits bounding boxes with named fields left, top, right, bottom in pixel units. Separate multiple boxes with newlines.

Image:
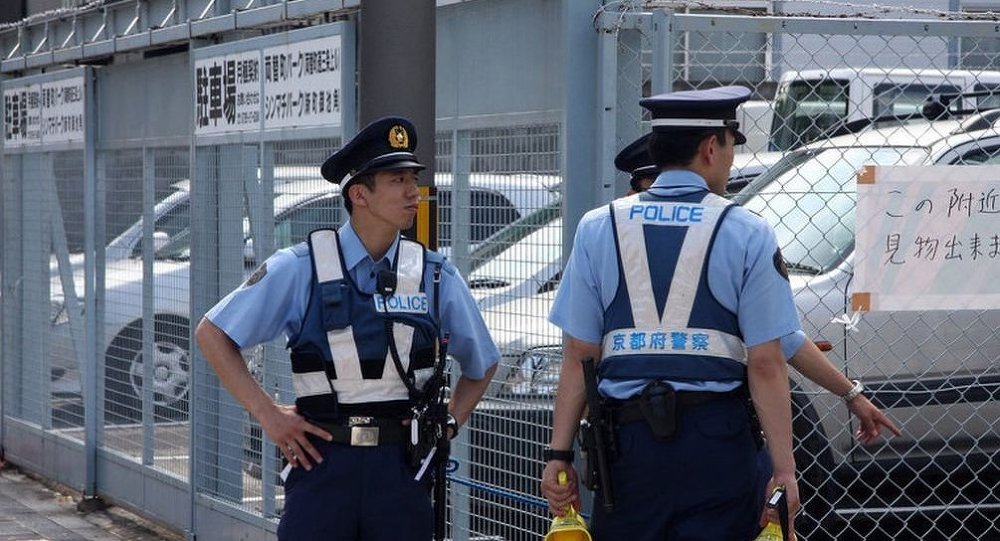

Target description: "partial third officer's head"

left=640, top=86, right=751, bottom=195
left=615, top=133, right=659, bottom=195
left=321, top=116, right=424, bottom=227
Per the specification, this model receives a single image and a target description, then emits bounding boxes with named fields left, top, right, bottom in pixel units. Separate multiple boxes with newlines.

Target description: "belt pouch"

left=577, top=419, right=598, bottom=491
left=638, top=381, right=677, bottom=441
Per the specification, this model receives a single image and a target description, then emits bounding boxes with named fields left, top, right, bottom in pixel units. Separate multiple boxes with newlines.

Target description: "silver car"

left=48, top=173, right=561, bottom=423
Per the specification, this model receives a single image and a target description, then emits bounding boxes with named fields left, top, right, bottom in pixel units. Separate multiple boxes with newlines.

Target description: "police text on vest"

left=629, top=204, right=704, bottom=224
left=374, top=293, right=429, bottom=314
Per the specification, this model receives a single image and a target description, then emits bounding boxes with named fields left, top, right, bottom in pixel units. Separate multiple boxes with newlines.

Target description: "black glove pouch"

left=638, top=381, right=677, bottom=441
left=578, top=419, right=598, bottom=491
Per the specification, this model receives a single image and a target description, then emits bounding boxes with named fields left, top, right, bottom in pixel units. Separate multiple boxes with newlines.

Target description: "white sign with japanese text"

left=40, top=77, right=86, bottom=144
left=193, top=35, right=342, bottom=135
left=194, top=51, right=261, bottom=135
left=3, top=82, right=41, bottom=145
left=854, top=165, right=1000, bottom=311
left=262, top=35, right=342, bottom=130
left=4, top=76, right=86, bottom=146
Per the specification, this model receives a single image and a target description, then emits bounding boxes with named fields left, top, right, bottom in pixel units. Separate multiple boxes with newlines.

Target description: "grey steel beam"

left=359, top=0, right=435, bottom=240
left=1, top=0, right=360, bottom=73
left=563, top=0, right=603, bottom=264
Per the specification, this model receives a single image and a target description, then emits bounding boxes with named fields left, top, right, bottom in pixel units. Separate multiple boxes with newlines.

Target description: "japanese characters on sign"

left=194, top=51, right=261, bottom=135
left=855, top=165, right=1000, bottom=311
left=262, top=35, right=342, bottom=130
left=4, top=76, right=85, bottom=146
left=194, top=35, right=342, bottom=135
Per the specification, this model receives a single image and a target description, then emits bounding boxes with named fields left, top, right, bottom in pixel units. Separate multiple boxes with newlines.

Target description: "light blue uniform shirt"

left=781, top=330, right=807, bottom=361
left=206, top=220, right=500, bottom=380
left=549, top=170, right=801, bottom=398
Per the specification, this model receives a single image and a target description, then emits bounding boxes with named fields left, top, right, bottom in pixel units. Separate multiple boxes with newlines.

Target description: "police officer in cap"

left=615, top=133, right=659, bottom=196
left=541, top=87, right=801, bottom=540
left=196, top=116, right=500, bottom=541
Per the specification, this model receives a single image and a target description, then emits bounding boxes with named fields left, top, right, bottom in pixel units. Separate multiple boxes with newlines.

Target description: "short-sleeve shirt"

left=206, top=220, right=500, bottom=380
left=549, top=170, right=801, bottom=396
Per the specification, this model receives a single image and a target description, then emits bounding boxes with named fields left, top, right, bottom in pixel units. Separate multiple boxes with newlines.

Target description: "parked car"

left=467, top=155, right=782, bottom=311
left=47, top=171, right=561, bottom=423
left=50, top=179, right=339, bottom=422
left=470, top=114, right=1000, bottom=540
left=768, top=67, right=1000, bottom=152
left=732, top=115, right=1000, bottom=538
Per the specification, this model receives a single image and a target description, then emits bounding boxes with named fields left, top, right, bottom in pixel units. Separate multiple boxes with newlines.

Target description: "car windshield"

left=735, top=145, right=930, bottom=274
left=771, top=78, right=849, bottom=152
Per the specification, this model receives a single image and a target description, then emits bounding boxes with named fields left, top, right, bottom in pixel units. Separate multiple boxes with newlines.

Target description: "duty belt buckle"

left=348, top=417, right=378, bottom=446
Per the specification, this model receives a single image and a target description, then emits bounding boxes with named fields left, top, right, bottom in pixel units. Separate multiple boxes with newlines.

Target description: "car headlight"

left=502, top=345, right=563, bottom=397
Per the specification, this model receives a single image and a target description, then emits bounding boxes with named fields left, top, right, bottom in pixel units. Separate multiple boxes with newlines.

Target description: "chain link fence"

left=591, top=4, right=1000, bottom=540
left=5, top=2, right=1000, bottom=540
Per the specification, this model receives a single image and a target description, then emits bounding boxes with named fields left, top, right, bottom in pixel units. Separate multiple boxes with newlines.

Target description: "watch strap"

left=842, top=379, right=864, bottom=402
left=543, top=447, right=575, bottom=462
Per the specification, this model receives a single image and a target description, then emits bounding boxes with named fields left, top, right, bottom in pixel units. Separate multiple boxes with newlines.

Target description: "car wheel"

left=105, top=318, right=190, bottom=423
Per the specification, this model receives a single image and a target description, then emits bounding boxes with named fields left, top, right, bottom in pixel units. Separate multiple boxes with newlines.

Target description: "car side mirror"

left=152, top=231, right=170, bottom=253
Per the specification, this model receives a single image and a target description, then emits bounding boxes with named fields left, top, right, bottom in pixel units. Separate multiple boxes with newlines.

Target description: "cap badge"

left=389, top=125, right=409, bottom=149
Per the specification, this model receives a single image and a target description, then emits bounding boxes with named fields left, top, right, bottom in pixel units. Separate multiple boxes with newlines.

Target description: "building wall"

left=436, top=0, right=563, bottom=123
left=0, top=1, right=25, bottom=24
left=25, top=0, right=61, bottom=16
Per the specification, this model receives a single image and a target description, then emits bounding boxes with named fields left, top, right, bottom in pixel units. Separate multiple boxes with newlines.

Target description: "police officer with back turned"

left=615, top=130, right=902, bottom=535
left=196, top=116, right=500, bottom=541
left=615, top=132, right=901, bottom=448
left=540, top=87, right=801, bottom=540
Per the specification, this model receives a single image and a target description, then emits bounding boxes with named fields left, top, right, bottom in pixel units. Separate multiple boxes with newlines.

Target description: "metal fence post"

left=562, top=0, right=603, bottom=265
left=82, top=66, right=100, bottom=498
left=451, top=129, right=471, bottom=278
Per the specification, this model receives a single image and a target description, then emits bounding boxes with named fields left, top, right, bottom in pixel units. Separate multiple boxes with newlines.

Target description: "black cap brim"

left=322, top=153, right=425, bottom=185
left=344, top=159, right=425, bottom=189
left=733, top=130, right=747, bottom=145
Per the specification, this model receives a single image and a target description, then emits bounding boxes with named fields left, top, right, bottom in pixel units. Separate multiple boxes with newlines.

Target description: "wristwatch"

left=446, top=413, right=459, bottom=439
left=542, top=447, right=575, bottom=463
left=841, top=379, right=865, bottom=402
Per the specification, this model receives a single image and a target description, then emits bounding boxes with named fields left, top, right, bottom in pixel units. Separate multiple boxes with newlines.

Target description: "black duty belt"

left=611, top=388, right=745, bottom=426
left=311, top=417, right=408, bottom=447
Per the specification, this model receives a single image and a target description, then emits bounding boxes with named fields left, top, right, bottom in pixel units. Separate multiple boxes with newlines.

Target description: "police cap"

left=614, top=133, right=659, bottom=188
left=639, top=86, right=752, bottom=145
left=321, top=116, right=425, bottom=188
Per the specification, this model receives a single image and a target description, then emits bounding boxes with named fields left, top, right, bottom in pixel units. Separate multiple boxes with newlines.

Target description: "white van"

left=740, top=68, right=1000, bottom=154
left=735, top=99, right=775, bottom=155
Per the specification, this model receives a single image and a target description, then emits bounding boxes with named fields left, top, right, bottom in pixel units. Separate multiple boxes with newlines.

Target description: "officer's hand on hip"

left=258, top=403, right=333, bottom=471
left=540, top=460, right=581, bottom=516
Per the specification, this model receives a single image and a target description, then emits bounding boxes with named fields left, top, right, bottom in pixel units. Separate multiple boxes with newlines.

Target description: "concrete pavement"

left=0, top=463, right=183, bottom=541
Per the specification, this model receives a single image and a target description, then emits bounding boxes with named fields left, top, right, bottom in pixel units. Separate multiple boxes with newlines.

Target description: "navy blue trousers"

left=590, top=396, right=763, bottom=541
left=277, top=439, right=432, bottom=541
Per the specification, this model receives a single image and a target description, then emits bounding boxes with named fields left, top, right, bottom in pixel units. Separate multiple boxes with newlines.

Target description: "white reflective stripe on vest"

left=328, top=325, right=362, bottom=380
left=331, top=323, right=413, bottom=405
left=607, top=193, right=745, bottom=362
left=601, top=327, right=746, bottom=360
left=311, top=229, right=344, bottom=283
left=294, top=371, right=334, bottom=398
left=395, top=240, right=424, bottom=296
left=305, top=233, right=426, bottom=404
